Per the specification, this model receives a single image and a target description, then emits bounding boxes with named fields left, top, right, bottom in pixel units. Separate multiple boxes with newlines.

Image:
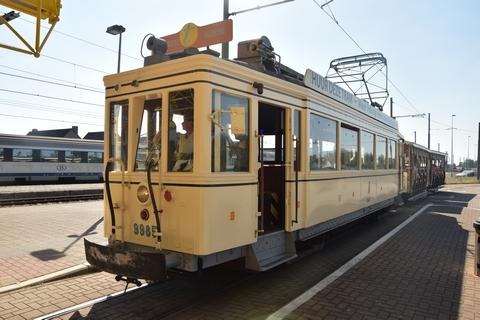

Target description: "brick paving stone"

left=0, top=200, right=105, bottom=288
left=289, top=186, right=480, bottom=320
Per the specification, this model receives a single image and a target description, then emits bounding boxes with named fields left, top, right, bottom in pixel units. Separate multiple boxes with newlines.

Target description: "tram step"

left=245, top=230, right=297, bottom=271
left=257, top=252, right=298, bottom=271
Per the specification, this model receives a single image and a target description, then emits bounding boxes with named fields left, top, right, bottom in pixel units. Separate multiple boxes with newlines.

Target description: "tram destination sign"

left=304, top=69, right=397, bottom=129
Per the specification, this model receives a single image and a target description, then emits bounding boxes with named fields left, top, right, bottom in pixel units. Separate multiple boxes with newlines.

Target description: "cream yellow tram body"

left=85, top=36, right=401, bottom=280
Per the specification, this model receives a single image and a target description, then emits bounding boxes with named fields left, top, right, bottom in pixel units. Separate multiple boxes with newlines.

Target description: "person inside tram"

left=172, top=114, right=193, bottom=172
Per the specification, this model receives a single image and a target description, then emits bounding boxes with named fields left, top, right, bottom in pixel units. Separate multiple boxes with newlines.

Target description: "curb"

left=0, top=263, right=93, bottom=294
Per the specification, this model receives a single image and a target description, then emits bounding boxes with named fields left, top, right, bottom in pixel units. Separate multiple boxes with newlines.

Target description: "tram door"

left=258, top=103, right=286, bottom=233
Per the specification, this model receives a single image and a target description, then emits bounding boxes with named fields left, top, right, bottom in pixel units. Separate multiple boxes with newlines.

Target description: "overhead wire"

left=42, top=54, right=109, bottom=74
left=313, top=0, right=423, bottom=115
left=16, top=15, right=142, bottom=62
left=0, top=88, right=103, bottom=107
left=0, top=98, right=102, bottom=117
left=0, top=64, right=103, bottom=91
left=0, top=113, right=102, bottom=127
left=0, top=71, right=104, bottom=93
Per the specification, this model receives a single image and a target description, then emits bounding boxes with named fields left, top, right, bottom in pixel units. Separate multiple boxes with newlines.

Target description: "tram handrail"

left=147, top=159, right=162, bottom=244
left=292, top=136, right=299, bottom=225
left=259, top=133, right=265, bottom=234
left=104, top=158, right=125, bottom=238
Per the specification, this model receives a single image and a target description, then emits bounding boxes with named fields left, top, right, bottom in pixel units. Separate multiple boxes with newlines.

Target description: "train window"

left=309, top=114, right=336, bottom=170
left=341, top=125, right=359, bottom=170
left=293, top=110, right=301, bottom=171
left=12, top=148, right=32, bottom=162
left=65, top=151, right=82, bottom=163
left=376, top=136, right=387, bottom=169
left=40, top=150, right=58, bottom=162
left=88, top=152, right=103, bottom=163
left=388, top=140, right=397, bottom=169
left=211, top=90, right=249, bottom=172
left=361, top=131, right=374, bottom=170
left=168, top=89, right=194, bottom=172
left=135, top=99, right=162, bottom=171
left=0, top=148, right=3, bottom=161
left=110, top=101, right=129, bottom=170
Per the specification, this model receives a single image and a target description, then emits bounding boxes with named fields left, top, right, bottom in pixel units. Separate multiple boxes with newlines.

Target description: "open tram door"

left=258, top=103, right=286, bottom=233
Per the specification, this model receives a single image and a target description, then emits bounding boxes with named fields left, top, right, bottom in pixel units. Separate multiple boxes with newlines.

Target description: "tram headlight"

left=137, top=185, right=150, bottom=203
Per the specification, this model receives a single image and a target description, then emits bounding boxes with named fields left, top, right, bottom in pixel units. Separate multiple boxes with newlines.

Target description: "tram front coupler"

left=84, top=238, right=169, bottom=281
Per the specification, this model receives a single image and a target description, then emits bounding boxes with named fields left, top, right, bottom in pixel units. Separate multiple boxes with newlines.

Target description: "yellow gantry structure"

left=0, top=0, right=61, bottom=57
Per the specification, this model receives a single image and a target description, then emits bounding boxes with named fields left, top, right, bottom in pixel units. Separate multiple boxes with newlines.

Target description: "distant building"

left=27, top=126, right=81, bottom=139
left=83, top=132, right=104, bottom=141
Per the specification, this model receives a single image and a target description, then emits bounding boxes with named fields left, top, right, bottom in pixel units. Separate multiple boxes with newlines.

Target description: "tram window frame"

left=388, top=139, right=397, bottom=169
left=135, top=99, right=162, bottom=172
left=361, top=130, right=374, bottom=170
left=211, top=90, right=249, bottom=173
left=340, top=124, right=359, bottom=170
left=309, top=113, right=336, bottom=171
left=168, top=89, right=194, bottom=172
left=376, top=136, right=387, bottom=169
left=109, top=100, right=129, bottom=171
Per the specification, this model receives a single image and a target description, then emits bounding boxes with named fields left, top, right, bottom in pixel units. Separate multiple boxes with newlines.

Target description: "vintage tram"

left=85, top=22, right=443, bottom=281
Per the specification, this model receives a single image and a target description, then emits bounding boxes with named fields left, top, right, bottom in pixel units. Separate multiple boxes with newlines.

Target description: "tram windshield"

left=135, top=99, right=162, bottom=171
left=109, top=101, right=128, bottom=170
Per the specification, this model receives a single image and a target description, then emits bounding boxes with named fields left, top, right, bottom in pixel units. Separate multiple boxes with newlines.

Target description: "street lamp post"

left=467, top=135, right=471, bottom=168
left=451, top=114, right=456, bottom=176
left=106, top=25, right=126, bottom=73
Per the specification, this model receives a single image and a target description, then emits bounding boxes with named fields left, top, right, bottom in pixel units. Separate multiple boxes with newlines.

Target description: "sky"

left=0, top=0, right=479, bottom=165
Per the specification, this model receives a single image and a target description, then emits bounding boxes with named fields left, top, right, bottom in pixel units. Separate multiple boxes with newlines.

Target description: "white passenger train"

left=85, top=21, right=444, bottom=282
left=0, top=134, right=103, bottom=183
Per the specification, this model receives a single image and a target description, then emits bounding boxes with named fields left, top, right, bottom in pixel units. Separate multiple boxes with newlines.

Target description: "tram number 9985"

left=133, top=223, right=157, bottom=237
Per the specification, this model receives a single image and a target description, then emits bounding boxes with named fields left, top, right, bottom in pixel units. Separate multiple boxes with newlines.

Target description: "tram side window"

left=40, top=150, right=58, bottom=162
left=388, top=140, right=397, bottom=169
left=12, top=148, right=32, bottom=162
left=309, top=114, right=336, bottom=170
left=88, top=152, right=103, bottom=163
left=341, top=125, right=359, bottom=170
left=211, top=90, right=249, bottom=172
left=376, top=136, right=387, bottom=169
left=361, top=131, right=374, bottom=170
left=65, top=151, right=82, bottom=163
left=168, top=89, right=194, bottom=172
left=135, top=99, right=162, bottom=171
left=110, top=101, right=129, bottom=170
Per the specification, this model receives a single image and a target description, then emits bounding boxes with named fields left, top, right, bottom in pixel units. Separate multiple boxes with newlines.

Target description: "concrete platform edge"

left=0, top=262, right=92, bottom=294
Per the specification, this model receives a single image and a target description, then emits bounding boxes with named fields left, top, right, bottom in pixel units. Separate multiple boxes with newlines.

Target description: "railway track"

left=0, top=192, right=103, bottom=206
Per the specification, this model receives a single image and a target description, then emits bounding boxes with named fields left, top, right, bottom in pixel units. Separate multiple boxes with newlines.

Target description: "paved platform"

left=0, top=200, right=105, bottom=292
left=0, top=183, right=103, bottom=202
left=273, top=184, right=480, bottom=320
